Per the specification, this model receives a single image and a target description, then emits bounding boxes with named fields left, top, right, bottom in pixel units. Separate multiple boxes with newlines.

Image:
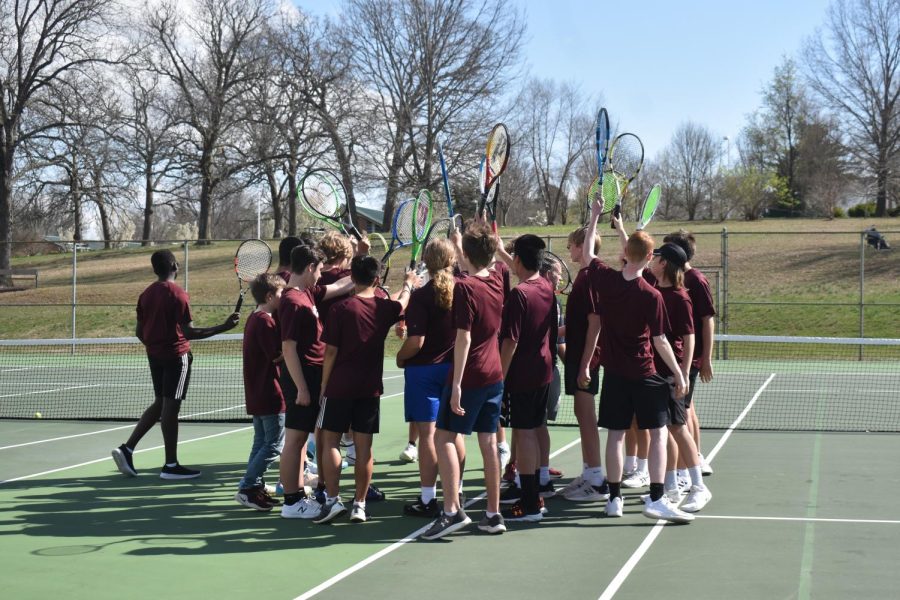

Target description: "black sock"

left=284, top=492, right=303, bottom=506
left=608, top=481, right=621, bottom=499
left=649, top=482, right=664, bottom=502
left=519, top=473, right=539, bottom=514
left=408, top=441, right=416, bottom=446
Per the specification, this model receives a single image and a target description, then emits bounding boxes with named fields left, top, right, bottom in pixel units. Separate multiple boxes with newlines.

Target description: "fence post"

left=859, top=232, right=865, bottom=359
left=721, top=227, right=728, bottom=360
left=183, top=240, right=189, bottom=292
left=71, top=244, right=77, bottom=354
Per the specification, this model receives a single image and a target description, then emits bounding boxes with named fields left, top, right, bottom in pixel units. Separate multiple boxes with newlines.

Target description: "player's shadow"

left=0, top=462, right=441, bottom=557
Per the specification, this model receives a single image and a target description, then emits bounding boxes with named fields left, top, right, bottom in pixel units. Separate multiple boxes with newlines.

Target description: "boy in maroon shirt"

left=422, top=221, right=507, bottom=540
left=582, top=203, right=692, bottom=523
left=235, top=273, right=287, bottom=511
left=315, top=256, right=416, bottom=524
left=497, top=234, right=557, bottom=523
left=278, top=245, right=354, bottom=519
left=111, top=250, right=238, bottom=480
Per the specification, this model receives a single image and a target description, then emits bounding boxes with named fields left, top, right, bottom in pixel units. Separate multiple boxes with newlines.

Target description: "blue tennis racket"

left=380, top=199, right=414, bottom=282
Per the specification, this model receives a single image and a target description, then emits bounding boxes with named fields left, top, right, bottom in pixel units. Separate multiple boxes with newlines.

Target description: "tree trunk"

left=96, top=196, right=112, bottom=249
left=265, top=166, right=282, bottom=238
left=0, top=147, right=12, bottom=285
left=381, top=126, right=408, bottom=231
left=876, top=151, right=888, bottom=217
left=197, top=176, right=212, bottom=245
left=142, top=168, right=154, bottom=246
left=286, top=170, right=297, bottom=236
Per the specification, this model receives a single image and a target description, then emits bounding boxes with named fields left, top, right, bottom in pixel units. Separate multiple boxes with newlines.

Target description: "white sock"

left=688, top=466, right=704, bottom=488
left=421, top=486, right=436, bottom=504
left=585, top=466, right=604, bottom=487
left=498, top=441, right=510, bottom=452
left=458, top=481, right=464, bottom=494
left=165, top=462, right=177, bottom=468
left=624, top=455, right=637, bottom=472
left=354, top=499, right=366, bottom=509
left=637, top=458, right=648, bottom=473
left=664, top=470, right=678, bottom=492
left=677, top=468, right=689, bottom=480
left=325, top=494, right=337, bottom=504
left=485, top=511, right=499, bottom=518
left=539, top=466, right=550, bottom=486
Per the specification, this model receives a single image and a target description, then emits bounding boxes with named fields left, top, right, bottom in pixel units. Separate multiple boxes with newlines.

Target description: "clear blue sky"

left=297, top=0, right=834, bottom=160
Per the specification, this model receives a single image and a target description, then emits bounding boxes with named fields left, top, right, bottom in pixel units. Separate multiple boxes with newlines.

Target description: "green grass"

left=2, top=218, right=899, bottom=340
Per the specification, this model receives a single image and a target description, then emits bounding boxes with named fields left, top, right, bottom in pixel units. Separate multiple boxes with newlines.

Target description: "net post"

left=183, top=240, right=189, bottom=292
left=859, top=231, right=865, bottom=360
left=721, top=227, right=728, bottom=360
left=71, top=243, right=77, bottom=355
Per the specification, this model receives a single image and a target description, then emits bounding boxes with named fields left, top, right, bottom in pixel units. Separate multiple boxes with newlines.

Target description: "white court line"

left=1, top=367, right=34, bottom=372
left=597, top=373, right=776, bottom=600
left=694, top=515, right=900, bottom=525
left=292, top=435, right=584, bottom=600
left=0, top=383, right=101, bottom=399
left=0, top=426, right=251, bottom=484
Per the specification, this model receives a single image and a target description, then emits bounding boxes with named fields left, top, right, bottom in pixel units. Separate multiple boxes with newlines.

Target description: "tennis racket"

left=636, top=184, right=662, bottom=231
left=381, top=199, right=414, bottom=281
left=586, top=169, right=620, bottom=220
left=479, top=123, right=511, bottom=230
left=596, top=108, right=611, bottom=175
left=437, top=140, right=456, bottom=230
left=298, top=169, right=362, bottom=240
left=368, top=232, right=389, bottom=260
left=608, top=133, right=644, bottom=227
left=233, top=239, right=272, bottom=312
left=408, top=189, right=434, bottom=270
left=544, top=250, right=572, bottom=294
left=485, top=179, right=500, bottom=227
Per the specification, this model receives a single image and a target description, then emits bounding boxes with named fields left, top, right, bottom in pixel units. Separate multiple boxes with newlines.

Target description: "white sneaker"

left=399, top=443, right=418, bottom=463
left=665, top=488, right=683, bottom=504
left=643, top=497, right=694, bottom=523
left=559, top=475, right=584, bottom=496
left=563, top=480, right=609, bottom=502
left=681, top=486, right=712, bottom=513
left=605, top=496, right=624, bottom=517
left=498, top=444, right=511, bottom=472
left=677, top=476, right=691, bottom=493
left=349, top=502, right=367, bottom=523
left=699, top=454, right=714, bottom=476
left=622, top=470, right=650, bottom=488
left=280, top=497, right=321, bottom=519
left=305, top=461, right=318, bottom=476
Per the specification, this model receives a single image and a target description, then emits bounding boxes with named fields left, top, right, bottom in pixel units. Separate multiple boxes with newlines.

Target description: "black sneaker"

left=501, top=500, right=543, bottom=523
left=159, top=463, right=201, bottom=480
left=539, top=481, right=556, bottom=498
left=477, top=513, right=507, bottom=534
left=499, top=484, right=522, bottom=505
left=260, top=487, right=281, bottom=507
left=421, top=510, right=471, bottom=541
left=366, top=483, right=385, bottom=502
left=235, top=487, right=273, bottom=511
left=312, top=498, right=347, bottom=524
left=111, top=445, right=136, bottom=477
left=403, top=496, right=440, bottom=518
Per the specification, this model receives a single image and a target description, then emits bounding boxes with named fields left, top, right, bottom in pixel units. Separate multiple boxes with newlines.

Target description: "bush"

left=889, top=205, right=900, bottom=217
left=832, top=206, right=845, bottom=218
left=848, top=202, right=877, bottom=217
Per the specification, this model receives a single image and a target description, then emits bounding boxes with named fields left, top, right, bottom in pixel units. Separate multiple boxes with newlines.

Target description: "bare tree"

left=660, top=122, right=720, bottom=220
left=804, top=0, right=900, bottom=216
left=0, top=0, right=120, bottom=279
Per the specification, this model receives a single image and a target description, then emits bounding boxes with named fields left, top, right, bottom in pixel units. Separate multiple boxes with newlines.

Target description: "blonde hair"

left=625, top=231, right=654, bottom=264
left=423, top=238, right=455, bottom=311
left=317, top=231, right=352, bottom=265
left=568, top=226, right=601, bottom=255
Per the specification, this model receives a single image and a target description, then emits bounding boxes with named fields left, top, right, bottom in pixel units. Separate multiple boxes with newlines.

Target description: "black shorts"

left=564, top=355, right=599, bottom=396
left=683, top=367, right=700, bottom=408
left=280, top=363, right=322, bottom=433
left=317, top=396, right=380, bottom=435
left=598, top=371, right=670, bottom=431
left=506, top=384, right=551, bottom=430
left=148, top=352, right=192, bottom=401
left=665, top=378, right=688, bottom=426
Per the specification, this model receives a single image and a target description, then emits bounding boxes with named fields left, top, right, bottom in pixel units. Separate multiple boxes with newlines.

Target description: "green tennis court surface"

left=2, top=369, right=899, bottom=600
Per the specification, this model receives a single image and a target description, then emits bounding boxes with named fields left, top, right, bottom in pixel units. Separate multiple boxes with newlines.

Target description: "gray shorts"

left=546, top=363, right=561, bottom=422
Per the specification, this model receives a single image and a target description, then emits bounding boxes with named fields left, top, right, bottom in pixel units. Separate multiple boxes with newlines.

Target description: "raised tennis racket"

left=608, top=133, right=644, bottom=227
left=408, top=189, right=434, bottom=270
left=233, top=239, right=272, bottom=312
left=479, top=123, right=511, bottom=229
left=596, top=108, right=611, bottom=175
left=298, top=169, right=362, bottom=240
left=636, top=184, right=662, bottom=231
left=485, top=179, right=500, bottom=228
left=437, top=140, right=456, bottom=230
left=381, top=199, right=414, bottom=281
left=544, top=250, right=572, bottom=294
left=586, top=169, right=620, bottom=220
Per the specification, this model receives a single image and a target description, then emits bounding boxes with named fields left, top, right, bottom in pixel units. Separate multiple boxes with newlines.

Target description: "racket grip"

left=234, top=294, right=244, bottom=313
left=492, top=221, right=498, bottom=234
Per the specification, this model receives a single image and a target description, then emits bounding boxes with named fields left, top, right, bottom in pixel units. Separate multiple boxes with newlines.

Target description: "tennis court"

left=2, top=344, right=899, bottom=599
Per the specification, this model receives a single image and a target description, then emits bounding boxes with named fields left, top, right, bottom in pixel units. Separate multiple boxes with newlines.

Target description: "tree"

left=804, top=0, right=900, bottom=216
left=0, top=0, right=120, bottom=280
left=659, top=122, right=720, bottom=220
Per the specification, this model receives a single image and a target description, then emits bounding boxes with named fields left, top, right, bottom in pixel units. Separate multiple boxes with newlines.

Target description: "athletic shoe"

left=312, top=498, right=347, bottom=524
left=699, top=454, right=714, bottom=476
left=498, top=444, right=511, bottom=472
left=605, top=496, right=624, bottom=517
left=275, top=481, right=284, bottom=495
left=399, top=443, right=418, bottom=463
left=262, top=483, right=277, bottom=496
left=548, top=467, right=564, bottom=480
left=235, top=488, right=273, bottom=511
left=643, top=497, right=694, bottom=523
left=559, top=475, right=584, bottom=496
left=477, top=513, right=507, bottom=534
left=499, top=484, right=522, bottom=505
left=502, top=461, right=518, bottom=484
left=159, top=463, right=201, bottom=480
left=421, top=510, right=471, bottom=540
left=313, top=484, right=326, bottom=504
left=281, top=497, right=321, bottom=519
left=305, top=461, right=318, bottom=476
left=622, top=470, right=650, bottom=488
left=501, top=501, right=543, bottom=523
left=681, top=486, right=712, bottom=513
left=538, top=481, right=556, bottom=498
left=260, top=487, right=281, bottom=506
left=349, top=502, right=367, bottom=523
left=403, top=496, right=440, bottom=518
left=111, top=445, right=137, bottom=477
left=665, top=488, right=683, bottom=505
left=677, top=476, right=691, bottom=494
left=563, top=479, right=609, bottom=502
left=366, top=484, right=385, bottom=502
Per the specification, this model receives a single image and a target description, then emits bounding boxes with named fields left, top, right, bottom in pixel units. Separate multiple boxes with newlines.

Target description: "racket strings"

left=301, top=175, right=340, bottom=217
left=601, top=172, right=620, bottom=211
left=395, top=202, right=415, bottom=244
left=610, top=135, right=644, bottom=179
left=235, top=241, right=272, bottom=282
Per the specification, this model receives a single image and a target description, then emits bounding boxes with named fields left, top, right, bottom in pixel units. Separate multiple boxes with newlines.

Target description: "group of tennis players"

left=111, top=196, right=716, bottom=540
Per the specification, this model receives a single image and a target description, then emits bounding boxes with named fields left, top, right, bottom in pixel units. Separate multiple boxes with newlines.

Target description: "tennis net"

left=1, top=334, right=898, bottom=431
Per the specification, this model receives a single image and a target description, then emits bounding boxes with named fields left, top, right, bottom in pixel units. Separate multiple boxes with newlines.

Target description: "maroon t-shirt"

left=276, top=269, right=291, bottom=283
left=565, top=264, right=602, bottom=370
left=654, top=286, right=694, bottom=378
left=684, top=268, right=716, bottom=369
left=242, top=311, right=285, bottom=415
left=452, top=268, right=505, bottom=390
left=587, top=259, right=668, bottom=380
left=322, top=295, right=403, bottom=398
left=500, top=276, right=555, bottom=393
left=136, top=281, right=193, bottom=359
left=404, top=281, right=454, bottom=366
left=316, top=267, right=350, bottom=320
left=279, top=286, right=327, bottom=366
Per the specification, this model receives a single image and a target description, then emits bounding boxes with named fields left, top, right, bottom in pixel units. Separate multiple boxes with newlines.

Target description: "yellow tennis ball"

left=34, top=412, right=42, bottom=419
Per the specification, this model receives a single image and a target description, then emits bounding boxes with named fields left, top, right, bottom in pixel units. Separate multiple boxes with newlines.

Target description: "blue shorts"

left=404, top=363, right=452, bottom=423
left=436, top=381, right=504, bottom=435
